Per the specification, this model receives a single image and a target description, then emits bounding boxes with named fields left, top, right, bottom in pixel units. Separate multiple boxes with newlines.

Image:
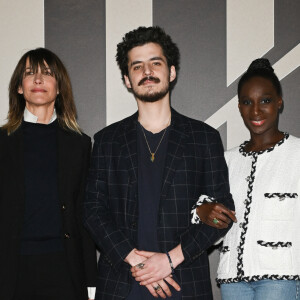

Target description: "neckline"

left=22, top=119, right=58, bottom=128
left=239, top=132, right=289, bottom=157
left=138, top=122, right=171, bottom=137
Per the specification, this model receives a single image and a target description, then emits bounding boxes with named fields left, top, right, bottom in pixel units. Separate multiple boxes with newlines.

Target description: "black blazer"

left=85, top=109, right=234, bottom=300
left=0, top=122, right=97, bottom=300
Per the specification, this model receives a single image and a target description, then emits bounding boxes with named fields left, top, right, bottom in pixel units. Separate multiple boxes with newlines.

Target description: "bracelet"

left=165, top=251, right=175, bottom=274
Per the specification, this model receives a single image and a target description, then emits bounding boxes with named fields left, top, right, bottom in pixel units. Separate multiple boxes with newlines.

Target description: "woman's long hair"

left=3, top=48, right=81, bottom=135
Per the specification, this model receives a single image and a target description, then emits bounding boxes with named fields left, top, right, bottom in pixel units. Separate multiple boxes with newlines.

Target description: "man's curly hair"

left=116, top=26, right=180, bottom=83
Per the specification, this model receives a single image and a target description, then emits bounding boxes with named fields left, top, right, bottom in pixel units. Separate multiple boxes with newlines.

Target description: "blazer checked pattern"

left=0, top=123, right=97, bottom=300
left=84, top=108, right=234, bottom=300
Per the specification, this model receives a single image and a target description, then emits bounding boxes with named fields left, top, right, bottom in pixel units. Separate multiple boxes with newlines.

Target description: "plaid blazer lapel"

left=118, top=112, right=139, bottom=216
left=161, top=109, right=189, bottom=201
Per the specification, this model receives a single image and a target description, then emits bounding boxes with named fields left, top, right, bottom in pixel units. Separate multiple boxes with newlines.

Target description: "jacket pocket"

left=257, top=240, right=292, bottom=271
left=263, top=193, right=298, bottom=221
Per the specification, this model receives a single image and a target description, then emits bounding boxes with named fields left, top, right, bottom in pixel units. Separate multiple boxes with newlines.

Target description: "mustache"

left=138, top=76, right=160, bottom=86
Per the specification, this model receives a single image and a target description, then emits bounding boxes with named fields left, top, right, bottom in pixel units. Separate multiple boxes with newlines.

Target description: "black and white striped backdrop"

left=1, top=1, right=300, bottom=298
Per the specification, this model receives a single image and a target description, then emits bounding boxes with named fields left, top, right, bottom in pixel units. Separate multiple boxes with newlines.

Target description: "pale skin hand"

left=196, top=203, right=237, bottom=229
left=125, top=249, right=180, bottom=298
left=131, top=244, right=184, bottom=287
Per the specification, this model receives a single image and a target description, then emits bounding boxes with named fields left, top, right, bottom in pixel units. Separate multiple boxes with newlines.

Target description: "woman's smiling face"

left=238, top=76, right=282, bottom=138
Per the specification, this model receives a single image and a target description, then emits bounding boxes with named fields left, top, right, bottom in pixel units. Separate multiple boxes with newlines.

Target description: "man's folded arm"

left=180, top=130, right=234, bottom=266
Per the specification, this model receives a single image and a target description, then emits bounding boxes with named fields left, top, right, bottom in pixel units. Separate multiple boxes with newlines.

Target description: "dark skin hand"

left=196, top=203, right=237, bottom=229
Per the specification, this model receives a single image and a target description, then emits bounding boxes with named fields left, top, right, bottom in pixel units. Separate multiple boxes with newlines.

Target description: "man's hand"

left=131, top=245, right=184, bottom=286
left=146, top=277, right=180, bottom=299
left=196, top=203, right=237, bottom=229
left=124, top=248, right=147, bottom=266
left=125, top=249, right=179, bottom=298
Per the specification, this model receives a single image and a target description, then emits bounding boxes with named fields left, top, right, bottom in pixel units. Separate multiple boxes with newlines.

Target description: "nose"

left=33, top=72, right=44, bottom=84
left=143, top=63, right=153, bottom=76
left=252, top=102, right=261, bottom=116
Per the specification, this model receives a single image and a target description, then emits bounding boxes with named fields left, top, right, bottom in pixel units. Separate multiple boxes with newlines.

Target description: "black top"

left=21, top=120, right=63, bottom=255
left=126, top=123, right=181, bottom=299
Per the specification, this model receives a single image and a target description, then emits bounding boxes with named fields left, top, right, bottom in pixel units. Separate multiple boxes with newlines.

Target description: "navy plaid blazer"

left=84, top=109, right=234, bottom=300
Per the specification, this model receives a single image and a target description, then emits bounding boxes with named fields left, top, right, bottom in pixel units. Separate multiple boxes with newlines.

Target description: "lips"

left=250, top=120, right=266, bottom=126
left=144, top=79, right=155, bottom=84
left=31, top=88, right=46, bottom=92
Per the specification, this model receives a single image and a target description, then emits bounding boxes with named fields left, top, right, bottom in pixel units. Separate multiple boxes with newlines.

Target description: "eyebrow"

left=24, top=66, right=52, bottom=71
left=130, top=56, right=165, bottom=66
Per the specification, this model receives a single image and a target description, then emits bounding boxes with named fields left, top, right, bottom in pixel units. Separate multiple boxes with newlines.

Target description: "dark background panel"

left=153, top=0, right=300, bottom=138
left=269, top=0, right=300, bottom=137
left=279, top=67, right=300, bottom=136
left=153, top=0, right=236, bottom=122
left=45, top=0, right=106, bottom=137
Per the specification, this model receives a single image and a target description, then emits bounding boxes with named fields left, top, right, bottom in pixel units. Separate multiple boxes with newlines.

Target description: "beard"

left=131, top=76, right=170, bottom=103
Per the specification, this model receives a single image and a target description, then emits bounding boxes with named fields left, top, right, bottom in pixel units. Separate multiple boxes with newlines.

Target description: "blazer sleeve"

left=84, top=134, right=135, bottom=270
left=179, top=130, right=235, bottom=265
left=77, top=137, right=98, bottom=286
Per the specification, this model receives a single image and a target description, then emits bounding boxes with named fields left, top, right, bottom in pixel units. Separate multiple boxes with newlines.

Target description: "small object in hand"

left=154, top=285, right=161, bottom=292
left=136, top=263, right=145, bottom=269
left=213, top=218, right=219, bottom=224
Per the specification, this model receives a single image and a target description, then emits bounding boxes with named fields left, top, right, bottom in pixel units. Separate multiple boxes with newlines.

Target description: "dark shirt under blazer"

left=85, top=109, right=234, bottom=300
left=0, top=122, right=97, bottom=300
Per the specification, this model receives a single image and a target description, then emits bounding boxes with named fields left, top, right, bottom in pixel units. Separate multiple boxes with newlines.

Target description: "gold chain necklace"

left=139, top=117, right=171, bottom=162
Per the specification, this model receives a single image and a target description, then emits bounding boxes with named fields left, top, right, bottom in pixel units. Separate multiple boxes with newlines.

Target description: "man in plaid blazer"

left=84, top=26, right=234, bottom=300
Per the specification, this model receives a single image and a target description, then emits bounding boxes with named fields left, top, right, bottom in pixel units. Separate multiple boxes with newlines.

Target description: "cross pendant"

left=150, top=153, right=155, bottom=162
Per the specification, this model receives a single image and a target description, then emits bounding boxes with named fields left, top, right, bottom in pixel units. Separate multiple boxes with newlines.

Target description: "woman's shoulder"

left=0, top=126, right=18, bottom=139
left=224, top=145, right=241, bottom=160
left=282, top=134, right=300, bottom=159
left=286, top=134, right=300, bottom=146
left=0, top=127, right=7, bottom=138
left=59, top=125, right=91, bottom=147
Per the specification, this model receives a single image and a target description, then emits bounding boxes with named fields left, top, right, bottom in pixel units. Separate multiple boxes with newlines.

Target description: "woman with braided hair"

left=193, top=58, right=300, bottom=299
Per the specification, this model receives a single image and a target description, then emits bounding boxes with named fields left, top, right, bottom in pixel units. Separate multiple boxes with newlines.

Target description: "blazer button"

left=62, top=204, right=66, bottom=210
left=64, top=233, right=70, bottom=239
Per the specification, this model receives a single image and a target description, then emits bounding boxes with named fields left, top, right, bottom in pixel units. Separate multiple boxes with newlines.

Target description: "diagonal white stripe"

left=273, top=43, right=300, bottom=80
left=206, top=43, right=300, bottom=150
